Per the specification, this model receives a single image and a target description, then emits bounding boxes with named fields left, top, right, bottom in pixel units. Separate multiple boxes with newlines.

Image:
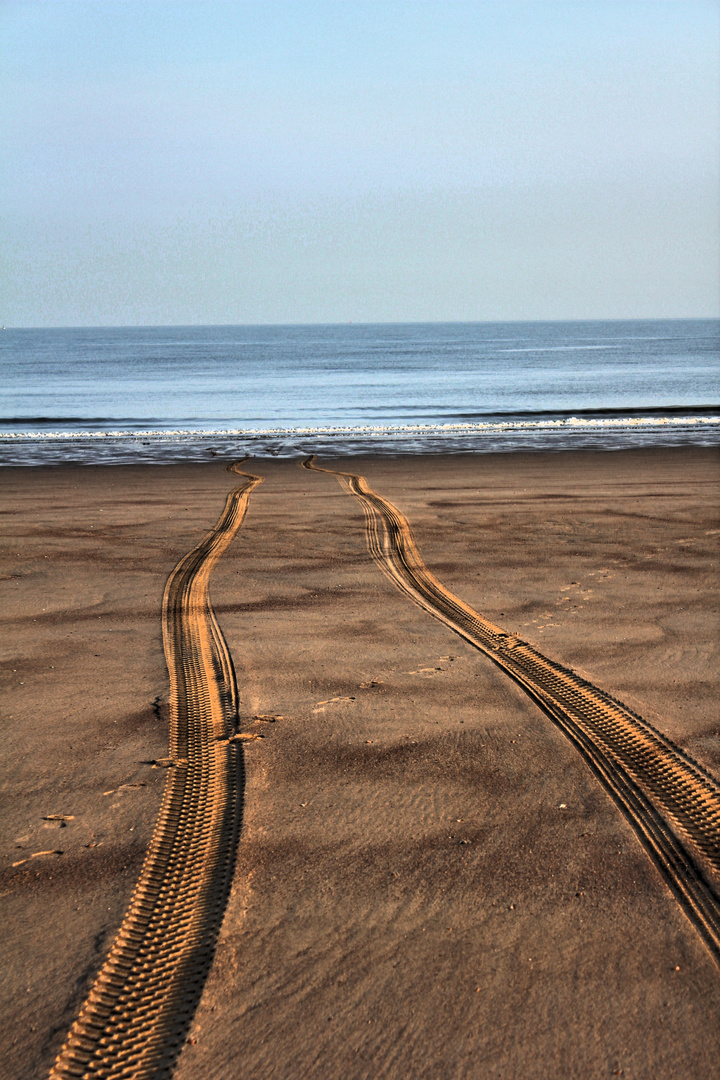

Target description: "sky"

left=1, top=0, right=718, bottom=326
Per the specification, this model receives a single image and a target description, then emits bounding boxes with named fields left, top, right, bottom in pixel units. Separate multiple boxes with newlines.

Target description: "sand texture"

left=1, top=448, right=719, bottom=1079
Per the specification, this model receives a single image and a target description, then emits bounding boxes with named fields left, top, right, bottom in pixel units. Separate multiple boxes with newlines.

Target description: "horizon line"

left=3, top=316, right=720, bottom=332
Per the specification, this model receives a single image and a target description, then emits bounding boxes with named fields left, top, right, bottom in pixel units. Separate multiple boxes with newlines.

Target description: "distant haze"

left=1, top=0, right=718, bottom=327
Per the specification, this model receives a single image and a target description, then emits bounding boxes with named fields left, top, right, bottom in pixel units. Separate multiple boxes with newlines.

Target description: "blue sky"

left=2, top=1, right=718, bottom=325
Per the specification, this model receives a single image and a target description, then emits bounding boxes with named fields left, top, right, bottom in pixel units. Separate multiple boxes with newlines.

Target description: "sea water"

left=1, top=320, right=718, bottom=464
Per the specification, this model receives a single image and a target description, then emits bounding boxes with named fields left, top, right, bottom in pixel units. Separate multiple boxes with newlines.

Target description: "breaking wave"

left=2, top=414, right=718, bottom=466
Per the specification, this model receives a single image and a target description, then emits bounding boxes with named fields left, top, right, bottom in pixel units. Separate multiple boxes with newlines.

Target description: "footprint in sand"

left=12, top=849, right=64, bottom=867
left=41, top=814, right=75, bottom=829
left=312, top=695, right=356, bottom=713
left=404, top=654, right=461, bottom=676
left=103, top=782, right=148, bottom=795
left=216, top=715, right=284, bottom=743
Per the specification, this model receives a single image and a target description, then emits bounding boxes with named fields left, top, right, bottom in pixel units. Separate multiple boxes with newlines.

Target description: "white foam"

left=1, top=415, right=719, bottom=441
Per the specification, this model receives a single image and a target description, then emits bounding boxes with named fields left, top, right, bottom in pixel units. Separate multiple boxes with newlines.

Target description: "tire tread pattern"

left=49, top=463, right=262, bottom=1079
left=304, top=457, right=720, bottom=966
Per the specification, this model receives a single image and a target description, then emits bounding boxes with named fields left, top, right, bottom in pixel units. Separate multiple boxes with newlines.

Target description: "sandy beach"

left=2, top=447, right=719, bottom=1079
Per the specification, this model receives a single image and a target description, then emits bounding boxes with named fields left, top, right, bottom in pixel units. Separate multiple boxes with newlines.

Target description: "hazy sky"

left=2, top=0, right=718, bottom=326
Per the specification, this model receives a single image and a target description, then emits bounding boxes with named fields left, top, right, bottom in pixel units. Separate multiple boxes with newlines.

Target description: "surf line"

left=303, top=455, right=720, bottom=967
left=51, top=461, right=262, bottom=1080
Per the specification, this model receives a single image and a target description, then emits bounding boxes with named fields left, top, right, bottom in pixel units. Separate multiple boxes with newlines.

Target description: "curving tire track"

left=50, top=462, right=262, bottom=1080
left=304, top=456, right=720, bottom=966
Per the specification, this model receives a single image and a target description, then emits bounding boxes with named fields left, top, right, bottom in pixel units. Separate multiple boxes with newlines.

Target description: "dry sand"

left=1, top=447, right=719, bottom=1079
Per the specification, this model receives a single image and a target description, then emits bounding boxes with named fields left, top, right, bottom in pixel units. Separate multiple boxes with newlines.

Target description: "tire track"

left=303, top=456, right=720, bottom=965
left=50, top=462, right=262, bottom=1079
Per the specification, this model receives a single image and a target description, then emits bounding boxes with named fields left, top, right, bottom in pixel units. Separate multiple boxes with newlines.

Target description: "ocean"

left=1, top=319, right=718, bottom=465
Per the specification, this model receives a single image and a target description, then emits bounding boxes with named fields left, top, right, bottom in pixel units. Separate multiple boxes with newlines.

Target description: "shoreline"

left=2, top=446, right=719, bottom=1078
left=1, top=418, right=719, bottom=468
left=0, top=439, right=718, bottom=470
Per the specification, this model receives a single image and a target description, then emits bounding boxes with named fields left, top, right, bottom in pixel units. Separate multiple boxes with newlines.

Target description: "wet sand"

left=1, top=447, right=719, bottom=1079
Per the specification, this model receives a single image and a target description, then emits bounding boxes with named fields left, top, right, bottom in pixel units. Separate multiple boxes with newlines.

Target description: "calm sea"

left=1, top=320, right=718, bottom=464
